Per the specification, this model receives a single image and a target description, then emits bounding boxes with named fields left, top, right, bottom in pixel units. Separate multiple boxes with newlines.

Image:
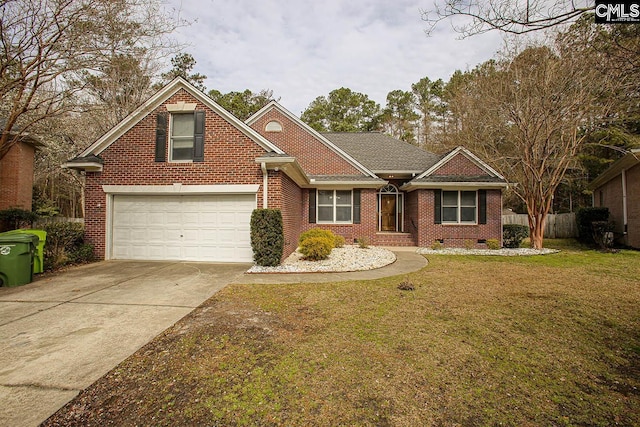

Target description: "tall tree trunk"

left=528, top=212, right=546, bottom=249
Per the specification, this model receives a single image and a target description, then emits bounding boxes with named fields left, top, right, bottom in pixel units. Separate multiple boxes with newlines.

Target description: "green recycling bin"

left=0, top=233, right=38, bottom=287
left=1, top=229, right=47, bottom=274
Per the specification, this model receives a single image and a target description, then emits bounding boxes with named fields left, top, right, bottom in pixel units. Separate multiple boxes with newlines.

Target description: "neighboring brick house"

left=65, top=77, right=508, bottom=263
left=588, top=149, right=640, bottom=248
left=0, top=133, right=41, bottom=211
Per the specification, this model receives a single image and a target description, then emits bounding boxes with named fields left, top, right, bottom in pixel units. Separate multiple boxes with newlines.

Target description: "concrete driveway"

left=0, top=260, right=249, bottom=427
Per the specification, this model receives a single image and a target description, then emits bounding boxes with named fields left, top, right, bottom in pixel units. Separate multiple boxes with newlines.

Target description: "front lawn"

left=45, top=241, right=640, bottom=426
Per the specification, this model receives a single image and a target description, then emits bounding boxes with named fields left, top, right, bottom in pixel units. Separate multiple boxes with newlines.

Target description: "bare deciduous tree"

left=422, top=0, right=593, bottom=37
left=445, top=43, right=617, bottom=249
left=0, top=0, right=184, bottom=160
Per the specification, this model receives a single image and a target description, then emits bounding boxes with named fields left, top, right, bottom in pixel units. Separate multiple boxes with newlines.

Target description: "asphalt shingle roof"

left=66, top=154, right=104, bottom=164
left=321, top=132, right=441, bottom=173
left=413, top=175, right=506, bottom=183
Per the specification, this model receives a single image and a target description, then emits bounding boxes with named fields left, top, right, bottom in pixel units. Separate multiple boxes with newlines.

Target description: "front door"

left=381, top=194, right=396, bottom=231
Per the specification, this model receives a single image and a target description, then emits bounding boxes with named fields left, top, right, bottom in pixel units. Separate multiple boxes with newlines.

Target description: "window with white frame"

left=317, top=190, right=352, bottom=223
left=442, top=190, right=477, bottom=224
left=170, top=113, right=195, bottom=161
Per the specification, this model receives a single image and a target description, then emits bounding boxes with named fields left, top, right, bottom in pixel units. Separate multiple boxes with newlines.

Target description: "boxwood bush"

left=250, top=209, right=284, bottom=266
left=576, top=207, right=610, bottom=245
left=299, top=236, right=333, bottom=261
left=503, top=224, right=529, bottom=248
left=298, top=228, right=336, bottom=247
left=486, top=238, right=501, bottom=250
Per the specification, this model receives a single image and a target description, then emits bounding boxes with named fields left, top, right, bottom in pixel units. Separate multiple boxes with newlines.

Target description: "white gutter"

left=261, top=162, right=268, bottom=208
left=622, top=168, right=628, bottom=234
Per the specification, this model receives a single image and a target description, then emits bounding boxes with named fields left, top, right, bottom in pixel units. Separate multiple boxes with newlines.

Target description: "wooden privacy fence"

left=34, top=217, right=84, bottom=227
left=502, top=213, right=577, bottom=239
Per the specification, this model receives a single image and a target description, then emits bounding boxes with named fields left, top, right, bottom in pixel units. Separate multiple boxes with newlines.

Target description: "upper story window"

left=170, top=113, right=195, bottom=161
left=318, top=190, right=352, bottom=223
left=265, top=120, right=283, bottom=132
left=442, top=190, right=476, bottom=224
left=155, top=108, right=205, bottom=163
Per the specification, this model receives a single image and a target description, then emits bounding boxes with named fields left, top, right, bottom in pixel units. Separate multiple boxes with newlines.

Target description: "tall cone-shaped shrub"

left=250, top=209, right=284, bottom=266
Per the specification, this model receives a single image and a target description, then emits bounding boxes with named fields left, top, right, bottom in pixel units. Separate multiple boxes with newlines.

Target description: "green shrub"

left=486, top=239, right=501, bottom=250
left=299, top=236, right=333, bottom=261
left=68, top=243, right=95, bottom=264
left=333, top=234, right=345, bottom=248
left=299, top=228, right=336, bottom=247
left=464, top=239, right=475, bottom=250
left=591, top=220, right=615, bottom=250
left=576, top=207, right=610, bottom=245
left=42, top=221, right=85, bottom=270
left=503, top=224, right=529, bottom=248
left=0, top=207, right=38, bottom=231
left=431, top=240, right=443, bottom=250
left=250, top=209, right=284, bottom=267
left=356, top=236, right=369, bottom=249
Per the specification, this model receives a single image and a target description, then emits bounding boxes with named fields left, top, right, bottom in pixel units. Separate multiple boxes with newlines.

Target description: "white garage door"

left=112, top=194, right=255, bottom=262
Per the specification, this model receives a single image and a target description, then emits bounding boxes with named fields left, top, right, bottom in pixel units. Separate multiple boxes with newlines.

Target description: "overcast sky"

left=166, top=0, right=505, bottom=115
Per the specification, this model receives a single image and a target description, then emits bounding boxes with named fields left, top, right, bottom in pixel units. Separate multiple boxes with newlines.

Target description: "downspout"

left=622, top=168, right=628, bottom=235
left=261, top=162, right=268, bottom=209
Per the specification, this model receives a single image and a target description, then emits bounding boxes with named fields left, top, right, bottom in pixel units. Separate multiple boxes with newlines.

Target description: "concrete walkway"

left=232, top=247, right=427, bottom=284
left=0, top=261, right=249, bottom=427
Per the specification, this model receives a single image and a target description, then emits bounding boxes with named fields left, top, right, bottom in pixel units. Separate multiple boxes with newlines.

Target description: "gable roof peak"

left=246, top=101, right=378, bottom=178
left=416, top=145, right=505, bottom=181
left=76, top=77, right=283, bottom=158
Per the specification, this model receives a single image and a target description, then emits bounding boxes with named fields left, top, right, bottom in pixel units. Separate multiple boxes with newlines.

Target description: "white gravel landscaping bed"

left=417, top=247, right=559, bottom=256
left=248, top=245, right=397, bottom=273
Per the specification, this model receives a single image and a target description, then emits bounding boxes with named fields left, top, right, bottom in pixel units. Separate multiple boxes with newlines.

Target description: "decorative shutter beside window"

left=309, top=190, right=316, bottom=224
left=434, top=189, right=442, bottom=224
left=478, top=190, right=487, bottom=224
left=155, top=113, right=167, bottom=162
left=353, top=190, right=361, bottom=224
left=193, top=110, right=205, bottom=162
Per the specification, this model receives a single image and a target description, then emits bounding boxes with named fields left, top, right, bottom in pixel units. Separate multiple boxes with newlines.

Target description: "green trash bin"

left=1, top=229, right=47, bottom=274
left=0, top=233, right=38, bottom=287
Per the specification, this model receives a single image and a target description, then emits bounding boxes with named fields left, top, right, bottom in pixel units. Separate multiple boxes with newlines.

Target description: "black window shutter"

left=478, top=190, right=487, bottom=224
left=353, top=189, right=361, bottom=224
left=309, top=190, right=316, bottom=224
left=193, top=110, right=205, bottom=162
left=434, top=189, right=442, bottom=224
left=155, top=113, right=167, bottom=162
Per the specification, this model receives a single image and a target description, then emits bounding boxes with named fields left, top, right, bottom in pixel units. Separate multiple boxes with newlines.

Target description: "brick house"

left=65, top=77, right=508, bottom=263
left=588, top=149, right=640, bottom=248
left=0, top=133, right=41, bottom=212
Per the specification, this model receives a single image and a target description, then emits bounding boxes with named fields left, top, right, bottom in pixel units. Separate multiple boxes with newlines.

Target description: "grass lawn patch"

left=44, top=241, right=640, bottom=426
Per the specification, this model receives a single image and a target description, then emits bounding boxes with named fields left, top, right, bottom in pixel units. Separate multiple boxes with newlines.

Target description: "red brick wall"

left=595, top=163, right=640, bottom=248
left=413, top=189, right=502, bottom=248
left=300, top=188, right=378, bottom=245
left=250, top=109, right=363, bottom=176
left=0, top=141, right=35, bottom=211
left=278, top=172, right=303, bottom=258
left=294, top=186, right=502, bottom=249
left=84, top=89, right=269, bottom=259
left=627, top=164, right=640, bottom=248
left=405, top=190, right=420, bottom=242
left=594, top=175, right=624, bottom=238
left=433, top=153, right=486, bottom=176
